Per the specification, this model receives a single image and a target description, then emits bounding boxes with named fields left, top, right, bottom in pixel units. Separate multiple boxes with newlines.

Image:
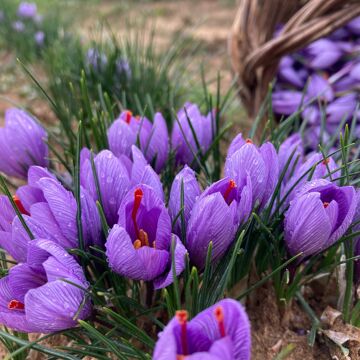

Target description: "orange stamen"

left=125, top=111, right=133, bottom=124
left=323, top=202, right=330, bottom=208
left=245, top=138, right=253, bottom=144
left=214, top=306, right=226, bottom=337
left=8, top=300, right=25, bottom=310
left=133, top=239, right=142, bottom=249
left=12, top=195, right=29, bottom=216
left=132, top=188, right=143, bottom=238
left=223, top=179, right=236, bottom=204
left=176, top=310, right=189, bottom=356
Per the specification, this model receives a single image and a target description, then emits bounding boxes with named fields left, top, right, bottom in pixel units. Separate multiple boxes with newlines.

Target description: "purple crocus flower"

left=272, top=90, right=304, bottom=115
left=347, top=16, right=360, bottom=35
left=225, top=134, right=279, bottom=209
left=85, top=48, right=108, bottom=72
left=12, top=20, right=25, bottom=32
left=0, top=239, right=91, bottom=333
left=171, top=102, right=215, bottom=166
left=278, top=56, right=304, bottom=88
left=326, top=94, right=357, bottom=124
left=352, top=190, right=360, bottom=283
left=306, top=74, right=334, bottom=103
left=17, top=2, right=37, bottom=18
left=34, top=31, right=45, bottom=46
left=278, top=133, right=304, bottom=184
left=284, top=179, right=356, bottom=258
left=80, top=149, right=130, bottom=227
left=169, top=165, right=201, bottom=237
left=108, top=110, right=169, bottom=172
left=0, top=108, right=48, bottom=179
left=305, top=39, right=343, bottom=69
left=105, top=184, right=186, bottom=289
left=116, top=57, right=131, bottom=78
left=186, top=177, right=247, bottom=270
left=0, top=166, right=101, bottom=262
left=153, top=298, right=251, bottom=360
left=281, top=153, right=339, bottom=205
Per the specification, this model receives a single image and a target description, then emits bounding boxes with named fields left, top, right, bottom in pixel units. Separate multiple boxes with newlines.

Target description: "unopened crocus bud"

left=225, top=134, right=279, bottom=209
left=0, top=108, right=48, bottom=179
left=171, top=102, right=215, bottom=166
left=186, top=178, right=242, bottom=270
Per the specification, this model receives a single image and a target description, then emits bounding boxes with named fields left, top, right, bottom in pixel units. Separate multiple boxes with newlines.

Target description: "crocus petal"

left=38, top=178, right=78, bottom=246
left=153, top=235, right=187, bottom=289
left=285, top=192, right=332, bottom=257
left=81, top=150, right=130, bottom=226
left=80, top=187, right=102, bottom=247
left=25, top=280, right=91, bottom=333
left=169, top=165, right=201, bottom=236
left=0, top=277, right=36, bottom=333
left=187, top=193, right=237, bottom=269
left=108, top=117, right=137, bottom=158
left=192, top=299, right=250, bottom=359
left=105, top=225, right=169, bottom=281
left=131, top=146, right=164, bottom=200
left=144, top=112, right=169, bottom=172
left=259, top=142, right=279, bottom=208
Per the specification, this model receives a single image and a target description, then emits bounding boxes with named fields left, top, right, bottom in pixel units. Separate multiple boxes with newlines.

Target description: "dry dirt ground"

left=0, top=1, right=353, bottom=359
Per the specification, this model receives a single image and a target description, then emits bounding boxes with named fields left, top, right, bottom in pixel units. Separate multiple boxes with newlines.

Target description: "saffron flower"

left=282, top=153, right=339, bottom=204
left=153, top=298, right=251, bottom=360
left=171, top=102, right=215, bottom=166
left=108, top=110, right=169, bottom=172
left=85, top=48, right=108, bottom=72
left=0, top=108, right=48, bottom=179
left=169, top=165, right=201, bottom=237
left=186, top=177, right=250, bottom=270
left=225, top=134, right=278, bottom=209
left=17, top=2, right=37, bottom=18
left=305, top=39, right=343, bottom=69
left=0, top=166, right=101, bottom=262
left=34, top=31, right=45, bottom=46
left=0, top=239, right=91, bottom=333
left=81, top=147, right=163, bottom=226
left=284, top=179, right=356, bottom=258
left=105, top=184, right=187, bottom=289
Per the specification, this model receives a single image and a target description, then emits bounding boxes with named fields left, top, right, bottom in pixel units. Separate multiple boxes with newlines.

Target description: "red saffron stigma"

left=322, top=158, right=330, bottom=165
left=12, top=195, right=30, bottom=216
left=214, top=306, right=226, bottom=338
left=223, top=179, right=236, bottom=204
left=245, top=138, right=253, bottom=144
left=8, top=300, right=25, bottom=310
left=125, top=111, right=133, bottom=124
left=176, top=310, right=189, bottom=356
left=132, top=188, right=143, bottom=238
left=323, top=202, right=330, bottom=208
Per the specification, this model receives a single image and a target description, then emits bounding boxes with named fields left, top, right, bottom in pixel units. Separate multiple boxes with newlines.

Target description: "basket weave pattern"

left=230, top=0, right=360, bottom=119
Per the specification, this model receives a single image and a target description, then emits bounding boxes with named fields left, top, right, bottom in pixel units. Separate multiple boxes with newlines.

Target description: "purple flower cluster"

left=0, top=98, right=358, bottom=348
left=273, top=17, right=360, bottom=150
left=85, top=47, right=131, bottom=79
left=5, top=2, right=46, bottom=45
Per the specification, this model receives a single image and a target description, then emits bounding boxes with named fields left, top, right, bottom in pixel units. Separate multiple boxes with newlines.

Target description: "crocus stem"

left=146, top=281, right=154, bottom=308
left=343, top=239, right=354, bottom=323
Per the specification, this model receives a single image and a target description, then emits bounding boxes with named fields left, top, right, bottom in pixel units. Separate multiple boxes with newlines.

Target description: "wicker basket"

left=229, top=0, right=360, bottom=120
